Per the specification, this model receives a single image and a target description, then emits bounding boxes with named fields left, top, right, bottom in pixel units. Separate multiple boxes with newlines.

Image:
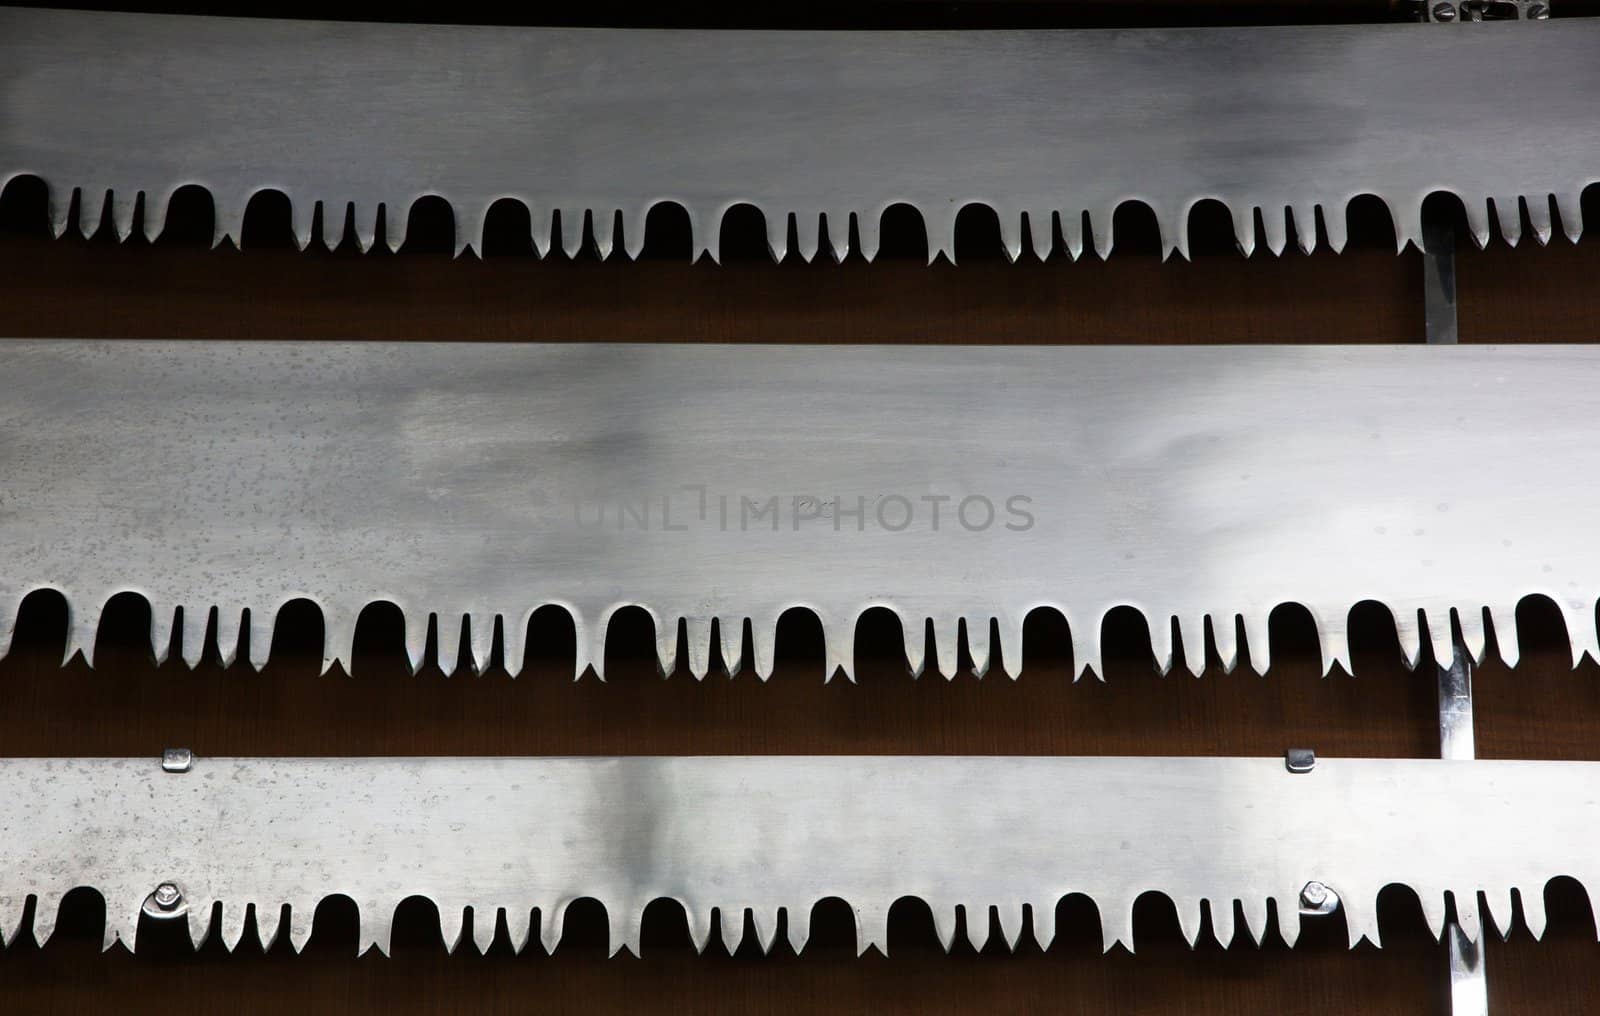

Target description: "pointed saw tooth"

left=719, top=906, right=747, bottom=955
left=1556, top=191, right=1584, bottom=243
left=1521, top=885, right=1548, bottom=940
left=765, top=210, right=790, bottom=261
left=218, top=900, right=248, bottom=952
left=855, top=208, right=881, bottom=262
left=439, top=902, right=467, bottom=954
left=749, top=906, right=779, bottom=954
left=402, top=609, right=429, bottom=675
left=900, top=615, right=927, bottom=678
left=998, top=614, right=1024, bottom=679
left=504, top=906, right=532, bottom=953
left=248, top=606, right=276, bottom=671
left=609, top=901, right=642, bottom=957
left=1231, top=204, right=1257, bottom=257
left=935, top=619, right=960, bottom=679
left=1180, top=615, right=1211, bottom=675
left=460, top=202, right=491, bottom=258
left=1210, top=899, right=1236, bottom=949
left=1464, top=200, right=1492, bottom=250
left=1210, top=614, right=1241, bottom=673
left=931, top=207, right=957, bottom=266
left=33, top=890, right=62, bottom=946
left=965, top=616, right=992, bottom=678
left=593, top=210, right=618, bottom=260
left=654, top=616, right=680, bottom=677
left=110, top=189, right=138, bottom=241
left=150, top=605, right=176, bottom=666
left=1090, top=206, right=1115, bottom=259
left=1155, top=203, right=1181, bottom=261
left=1459, top=607, right=1487, bottom=665
left=786, top=904, right=810, bottom=954
left=1276, top=894, right=1301, bottom=948
left=1149, top=615, right=1175, bottom=676
left=1345, top=894, right=1380, bottom=948
left=65, top=599, right=102, bottom=667
left=1394, top=609, right=1425, bottom=670
left=288, top=198, right=313, bottom=251
left=1173, top=895, right=1203, bottom=947
left=824, top=614, right=853, bottom=683
left=1494, top=196, right=1523, bottom=247
left=1027, top=209, right=1054, bottom=261
left=685, top=616, right=711, bottom=678
left=1240, top=896, right=1269, bottom=946
left=140, top=188, right=172, bottom=243
left=353, top=205, right=378, bottom=253
left=1527, top=195, right=1553, bottom=246
left=360, top=900, right=392, bottom=956
left=469, top=612, right=497, bottom=674
left=181, top=604, right=211, bottom=668
left=103, top=904, right=137, bottom=952
left=931, top=903, right=959, bottom=951
left=795, top=212, right=821, bottom=262
left=215, top=608, right=243, bottom=668
left=503, top=610, right=530, bottom=679
left=1323, top=202, right=1348, bottom=253
left=1242, top=611, right=1272, bottom=674
left=48, top=186, right=73, bottom=238
left=1261, top=206, right=1288, bottom=256
left=1172, top=204, right=1193, bottom=262
left=187, top=898, right=215, bottom=949
left=1425, top=609, right=1454, bottom=671
left=1073, top=617, right=1103, bottom=681
left=684, top=904, right=712, bottom=953
left=436, top=612, right=465, bottom=677
left=1490, top=604, right=1521, bottom=668
left=255, top=903, right=283, bottom=952
left=718, top=616, right=744, bottom=676
left=1292, top=203, right=1318, bottom=254
left=539, top=900, right=568, bottom=953
left=386, top=201, right=410, bottom=253
left=0, top=597, right=15, bottom=662
left=998, top=209, right=1023, bottom=263
left=1061, top=210, right=1086, bottom=261
left=1484, top=888, right=1515, bottom=940
left=1453, top=891, right=1482, bottom=943
left=996, top=902, right=1024, bottom=951
left=752, top=619, right=776, bottom=680
left=1032, top=899, right=1056, bottom=952
left=322, top=201, right=349, bottom=251
left=78, top=187, right=107, bottom=238
left=584, top=615, right=610, bottom=681
left=826, top=210, right=852, bottom=262
left=212, top=198, right=243, bottom=250
left=963, top=904, right=990, bottom=952
left=692, top=206, right=719, bottom=263
left=0, top=896, right=23, bottom=947
left=1102, top=898, right=1135, bottom=953
left=530, top=206, right=555, bottom=258
left=559, top=207, right=586, bottom=258
left=320, top=604, right=355, bottom=675
left=1391, top=199, right=1424, bottom=254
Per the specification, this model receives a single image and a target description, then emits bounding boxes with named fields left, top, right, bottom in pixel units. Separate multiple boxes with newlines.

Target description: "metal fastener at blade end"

left=1432, top=2, right=1458, bottom=20
left=1299, top=881, right=1341, bottom=916
left=162, top=748, right=193, bottom=773
left=1285, top=748, right=1317, bottom=774
left=141, top=881, right=188, bottom=920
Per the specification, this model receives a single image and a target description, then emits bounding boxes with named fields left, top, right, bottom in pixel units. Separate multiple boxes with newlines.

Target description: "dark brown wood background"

left=3, top=3, right=1600, bottom=1012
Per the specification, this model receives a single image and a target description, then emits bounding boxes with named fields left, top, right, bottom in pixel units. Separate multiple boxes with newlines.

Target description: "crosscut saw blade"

left=1, top=341, right=1596, bottom=681
left=0, top=754, right=1584, bottom=956
left=0, top=8, right=1593, bottom=261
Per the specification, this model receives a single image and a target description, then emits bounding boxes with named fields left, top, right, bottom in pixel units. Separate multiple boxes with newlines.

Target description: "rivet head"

left=153, top=882, right=182, bottom=910
left=1433, top=1, right=1458, bottom=19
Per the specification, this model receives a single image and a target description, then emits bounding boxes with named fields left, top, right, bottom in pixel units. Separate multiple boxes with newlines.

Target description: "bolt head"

left=1433, top=1, right=1458, bottom=19
left=153, top=882, right=182, bottom=910
left=1300, top=881, right=1329, bottom=907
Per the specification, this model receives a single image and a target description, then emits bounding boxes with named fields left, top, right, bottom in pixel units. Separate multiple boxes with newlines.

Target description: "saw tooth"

left=1261, top=206, right=1288, bottom=257
left=48, top=185, right=74, bottom=238
left=180, top=604, right=211, bottom=669
left=1173, top=895, right=1203, bottom=947
left=218, top=900, right=248, bottom=952
left=749, top=906, right=779, bottom=954
left=214, top=608, right=244, bottom=668
left=1276, top=893, right=1302, bottom=948
left=935, top=619, right=961, bottom=679
left=1210, top=614, right=1241, bottom=674
left=683, top=903, right=712, bottom=953
left=822, top=612, right=853, bottom=683
left=255, top=902, right=284, bottom=952
left=352, top=204, right=378, bottom=253
left=764, top=210, right=790, bottom=261
left=529, top=205, right=555, bottom=258
left=212, top=197, right=243, bottom=250
left=288, top=900, right=316, bottom=952
left=593, top=210, right=618, bottom=260
left=686, top=616, right=714, bottom=678
left=1183, top=614, right=1216, bottom=676
left=186, top=897, right=215, bottom=949
left=583, top=613, right=611, bottom=681
left=931, top=903, right=959, bottom=951
left=719, top=906, right=747, bottom=955
left=503, top=610, right=531, bottom=678
left=1345, top=893, right=1380, bottom=948
left=288, top=197, right=313, bottom=251
left=1026, top=209, right=1054, bottom=261
left=1241, top=611, right=1272, bottom=674
left=1392, top=198, right=1424, bottom=255
left=1565, top=601, right=1600, bottom=667
left=108, top=188, right=138, bottom=241
left=504, top=906, right=532, bottom=954
left=1072, top=616, right=1103, bottom=681
left=385, top=200, right=411, bottom=253
left=717, top=616, right=744, bottom=676
left=795, top=212, right=821, bottom=263
left=1453, top=891, right=1482, bottom=943
left=540, top=899, right=571, bottom=954
left=786, top=904, right=811, bottom=955
left=247, top=606, right=276, bottom=671
left=149, top=604, right=176, bottom=666
left=962, top=904, right=990, bottom=953
left=65, top=598, right=102, bottom=667
left=436, top=612, right=465, bottom=677
left=609, top=900, right=643, bottom=957
left=1458, top=607, right=1488, bottom=665
left=359, top=899, right=392, bottom=956
left=32, top=890, right=62, bottom=947
left=998, top=613, right=1024, bottom=679
left=1210, top=899, right=1236, bottom=949
left=320, top=604, right=356, bottom=676
left=558, top=207, right=585, bottom=259
left=1090, top=206, right=1115, bottom=260
left=1419, top=892, right=1449, bottom=941
left=1488, top=604, right=1521, bottom=668
left=1527, top=195, right=1554, bottom=246
left=462, top=202, right=491, bottom=259
left=1240, top=895, right=1269, bottom=947
left=655, top=616, right=681, bottom=677
left=403, top=609, right=429, bottom=674
left=439, top=902, right=467, bottom=954
left=1394, top=609, right=1425, bottom=670
left=751, top=619, right=776, bottom=680
left=901, top=615, right=927, bottom=678
left=965, top=616, right=992, bottom=678
left=1323, top=202, right=1348, bottom=253
left=1493, top=196, right=1523, bottom=247
left=1061, top=210, right=1086, bottom=261
left=322, top=201, right=349, bottom=251
left=691, top=206, right=719, bottom=263
left=1231, top=204, right=1257, bottom=257
left=141, top=188, right=172, bottom=243
left=1291, top=203, right=1318, bottom=254
left=0, top=596, right=16, bottom=662
left=469, top=612, right=497, bottom=674
left=1555, top=191, right=1584, bottom=243
left=1520, top=885, right=1548, bottom=940
left=1463, top=200, right=1492, bottom=251
left=1149, top=615, right=1176, bottom=676
left=1032, top=899, right=1057, bottom=952
left=931, top=206, right=957, bottom=266
left=1424, top=607, right=1455, bottom=672
left=1159, top=203, right=1184, bottom=261
left=1101, top=897, right=1135, bottom=953
left=0, top=896, right=22, bottom=947
left=103, top=902, right=138, bottom=952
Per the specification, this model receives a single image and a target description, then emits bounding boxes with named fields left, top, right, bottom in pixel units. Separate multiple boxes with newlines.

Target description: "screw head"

left=1300, top=881, right=1329, bottom=908
left=153, top=882, right=182, bottom=910
left=1433, top=1, right=1458, bottom=19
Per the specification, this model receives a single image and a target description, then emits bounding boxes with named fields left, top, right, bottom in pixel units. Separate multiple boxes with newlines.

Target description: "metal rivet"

left=1300, top=881, right=1329, bottom=908
left=1285, top=748, right=1316, bottom=773
left=1433, top=1, right=1458, bottom=19
left=153, top=882, right=182, bottom=910
left=162, top=747, right=193, bottom=773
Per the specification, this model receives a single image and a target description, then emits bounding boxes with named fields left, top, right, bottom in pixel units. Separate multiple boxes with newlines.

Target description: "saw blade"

left=1, top=8, right=1593, bottom=261
left=1, top=341, right=1597, bottom=681
left=0, top=753, right=1584, bottom=956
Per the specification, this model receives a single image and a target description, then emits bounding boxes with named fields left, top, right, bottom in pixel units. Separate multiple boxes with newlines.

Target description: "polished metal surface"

left=0, top=754, right=1585, bottom=956
left=1, top=9, right=1592, bottom=260
left=4, top=341, right=1599, bottom=680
